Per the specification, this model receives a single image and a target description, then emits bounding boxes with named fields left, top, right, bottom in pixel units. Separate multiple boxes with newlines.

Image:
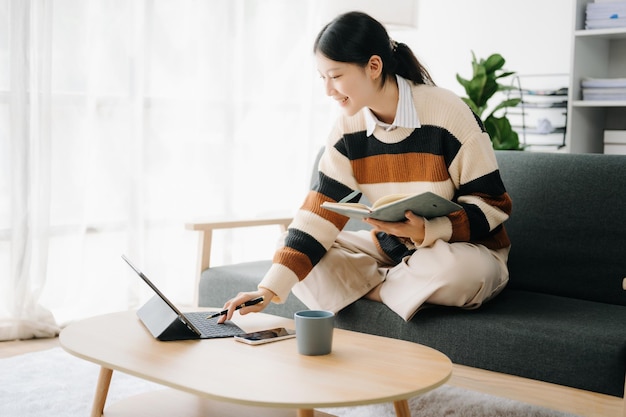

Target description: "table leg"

left=393, top=399, right=411, bottom=417
left=297, top=409, right=314, bottom=417
left=90, top=366, right=113, bottom=417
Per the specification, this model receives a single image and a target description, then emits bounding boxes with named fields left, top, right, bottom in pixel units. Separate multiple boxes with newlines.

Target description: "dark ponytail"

left=313, top=11, right=435, bottom=87
left=393, top=42, right=435, bottom=86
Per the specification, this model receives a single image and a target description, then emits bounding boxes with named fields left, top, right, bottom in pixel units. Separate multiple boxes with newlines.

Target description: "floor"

left=0, top=336, right=60, bottom=358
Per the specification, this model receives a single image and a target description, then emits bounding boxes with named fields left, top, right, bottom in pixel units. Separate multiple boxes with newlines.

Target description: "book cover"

left=321, top=192, right=462, bottom=222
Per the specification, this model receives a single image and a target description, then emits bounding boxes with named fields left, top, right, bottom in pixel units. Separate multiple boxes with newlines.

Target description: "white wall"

left=388, top=0, right=574, bottom=94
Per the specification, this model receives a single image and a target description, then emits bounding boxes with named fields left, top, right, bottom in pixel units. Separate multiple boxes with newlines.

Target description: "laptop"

left=122, top=254, right=246, bottom=341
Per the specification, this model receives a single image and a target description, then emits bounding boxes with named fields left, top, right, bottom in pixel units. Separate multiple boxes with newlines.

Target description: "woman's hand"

left=217, top=288, right=275, bottom=324
left=364, top=210, right=425, bottom=244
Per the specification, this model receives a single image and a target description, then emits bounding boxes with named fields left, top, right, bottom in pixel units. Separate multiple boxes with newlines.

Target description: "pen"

left=206, top=296, right=265, bottom=319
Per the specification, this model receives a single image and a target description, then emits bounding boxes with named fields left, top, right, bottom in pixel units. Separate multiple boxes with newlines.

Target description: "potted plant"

left=456, top=52, right=522, bottom=150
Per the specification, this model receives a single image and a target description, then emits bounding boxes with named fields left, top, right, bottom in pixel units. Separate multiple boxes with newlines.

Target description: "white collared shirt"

left=364, top=75, right=421, bottom=137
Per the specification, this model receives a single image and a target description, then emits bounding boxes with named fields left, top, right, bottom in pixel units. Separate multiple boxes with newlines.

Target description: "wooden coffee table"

left=60, top=310, right=451, bottom=417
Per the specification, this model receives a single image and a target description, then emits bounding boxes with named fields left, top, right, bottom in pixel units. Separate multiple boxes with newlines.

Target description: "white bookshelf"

left=566, top=0, right=626, bottom=153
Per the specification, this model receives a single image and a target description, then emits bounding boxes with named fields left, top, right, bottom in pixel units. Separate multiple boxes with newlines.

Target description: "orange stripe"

left=273, top=247, right=313, bottom=281
left=303, top=191, right=348, bottom=229
left=449, top=211, right=511, bottom=250
left=351, top=153, right=449, bottom=184
left=475, top=192, right=513, bottom=215
left=449, top=211, right=471, bottom=242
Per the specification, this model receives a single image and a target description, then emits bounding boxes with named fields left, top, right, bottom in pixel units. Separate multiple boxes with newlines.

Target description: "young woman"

left=219, top=11, right=512, bottom=323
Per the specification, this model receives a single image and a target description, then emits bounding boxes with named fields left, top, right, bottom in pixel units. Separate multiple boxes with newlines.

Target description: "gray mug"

left=294, top=310, right=335, bottom=355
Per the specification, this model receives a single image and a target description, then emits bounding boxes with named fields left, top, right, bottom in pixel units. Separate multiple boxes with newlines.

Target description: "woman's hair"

left=313, top=11, right=435, bottom=87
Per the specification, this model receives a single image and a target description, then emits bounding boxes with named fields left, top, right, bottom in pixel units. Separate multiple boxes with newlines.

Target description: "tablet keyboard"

left=183, top=311, right=246, bottom=338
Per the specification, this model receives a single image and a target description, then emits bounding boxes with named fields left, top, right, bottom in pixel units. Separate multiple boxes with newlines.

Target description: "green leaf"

left=459, top=97, right=479, bottom=114
left=495, top=71, right=516, bottom=80
left=481, top=78, right=499, bottom=104
left=455, top=74, right=471, bottom=94
left=486, top=98, right=521, bottom=118
left=497, top=85, right=518, bottom=92
left=483, top=54, right=505, bottom=74
left=468, top=72, right=487, bottom=106
left=485, top=115, right=520, bottom=150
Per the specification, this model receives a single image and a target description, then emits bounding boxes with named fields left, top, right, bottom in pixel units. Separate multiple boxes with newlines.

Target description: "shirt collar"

left=364, top=75, right=421, bottom=137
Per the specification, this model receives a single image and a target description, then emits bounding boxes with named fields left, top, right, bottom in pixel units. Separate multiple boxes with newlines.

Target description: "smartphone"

left=234, top=327, right=296, bottom=345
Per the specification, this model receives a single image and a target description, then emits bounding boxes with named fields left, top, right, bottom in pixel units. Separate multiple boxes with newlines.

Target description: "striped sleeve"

left=258, top=125, right=357, bottom=302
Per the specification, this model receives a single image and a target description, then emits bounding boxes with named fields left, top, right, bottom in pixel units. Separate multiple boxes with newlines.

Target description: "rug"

left=0, top=347, right=581, bottom=417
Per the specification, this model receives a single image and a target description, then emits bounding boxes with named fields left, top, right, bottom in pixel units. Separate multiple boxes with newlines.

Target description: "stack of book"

left=581, top=77, right=626, bottom=101
left=604, top=130, right=626, bottom=155
left=585, top=1, right=626, bottom=29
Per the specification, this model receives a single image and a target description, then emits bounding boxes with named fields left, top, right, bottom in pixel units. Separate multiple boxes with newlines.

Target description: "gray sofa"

left=188, top=150, right=626, bottom=417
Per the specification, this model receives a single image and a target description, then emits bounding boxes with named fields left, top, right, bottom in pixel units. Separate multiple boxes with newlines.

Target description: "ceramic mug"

left=294, top=310, right=335, bottom=355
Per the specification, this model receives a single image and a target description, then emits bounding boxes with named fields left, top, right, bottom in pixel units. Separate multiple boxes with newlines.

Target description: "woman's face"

left=316, top=52, right=378, bottom=117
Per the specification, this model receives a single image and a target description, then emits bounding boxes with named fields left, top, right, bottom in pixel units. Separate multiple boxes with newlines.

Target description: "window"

left=1, top=0, right=331, bottom=335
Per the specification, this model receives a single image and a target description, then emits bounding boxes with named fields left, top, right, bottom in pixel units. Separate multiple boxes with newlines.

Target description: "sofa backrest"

left=496, top=151, right=626, bottom=306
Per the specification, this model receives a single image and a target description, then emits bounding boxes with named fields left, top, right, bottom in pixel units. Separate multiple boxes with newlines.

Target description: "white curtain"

left=1, top=0, right=58, bottom=340
left=0, top=0, right=335, bottom=340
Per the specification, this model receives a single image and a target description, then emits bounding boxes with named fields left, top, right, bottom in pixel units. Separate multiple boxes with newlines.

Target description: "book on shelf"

left=585, top=1, right=626, bottom=29
left=585, top=18, right=626, bottom=29
left=581, top=77, right=626, bottom=88
left=583, top=87, right=626, bottom=96
left=581, top=79, right=626, bottom=100
left=604, top=130, right=626, bottom=155
left=604, top=130, right=626, bottom=145
left=321, top=192, right=462, bottom=222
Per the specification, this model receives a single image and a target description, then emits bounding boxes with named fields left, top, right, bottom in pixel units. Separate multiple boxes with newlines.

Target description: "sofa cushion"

left=335, top=290, right=626, bottom=398
left=496, top=151, right=626, bottom=307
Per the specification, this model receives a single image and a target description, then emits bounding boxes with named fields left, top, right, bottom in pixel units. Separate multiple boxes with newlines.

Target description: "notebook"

left=122, top=255, right=245, bottom=341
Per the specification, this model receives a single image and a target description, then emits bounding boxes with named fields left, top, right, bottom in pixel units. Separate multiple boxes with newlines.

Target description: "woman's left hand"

left=364, top=211, right=425, bottom=244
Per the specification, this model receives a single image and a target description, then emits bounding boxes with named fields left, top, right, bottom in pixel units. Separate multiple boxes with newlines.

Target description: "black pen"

left=206, top=296, right=265, bottom=319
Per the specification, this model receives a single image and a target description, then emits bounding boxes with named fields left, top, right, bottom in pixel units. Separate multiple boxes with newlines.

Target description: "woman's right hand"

left=365, top=210, right=426, bottom=245
left=217, top=288, right=275, bottom=324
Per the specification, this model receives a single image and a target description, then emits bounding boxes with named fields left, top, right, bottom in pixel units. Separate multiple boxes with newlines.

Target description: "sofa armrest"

left=185, top=217, right=292, bottom=297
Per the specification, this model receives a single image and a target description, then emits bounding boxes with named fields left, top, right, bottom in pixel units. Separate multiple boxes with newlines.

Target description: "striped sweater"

left=259, top=84, right=512, bottom=303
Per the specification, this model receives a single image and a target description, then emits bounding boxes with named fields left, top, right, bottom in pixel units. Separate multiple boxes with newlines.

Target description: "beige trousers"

left=291, top=230, right=510, bottom=321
